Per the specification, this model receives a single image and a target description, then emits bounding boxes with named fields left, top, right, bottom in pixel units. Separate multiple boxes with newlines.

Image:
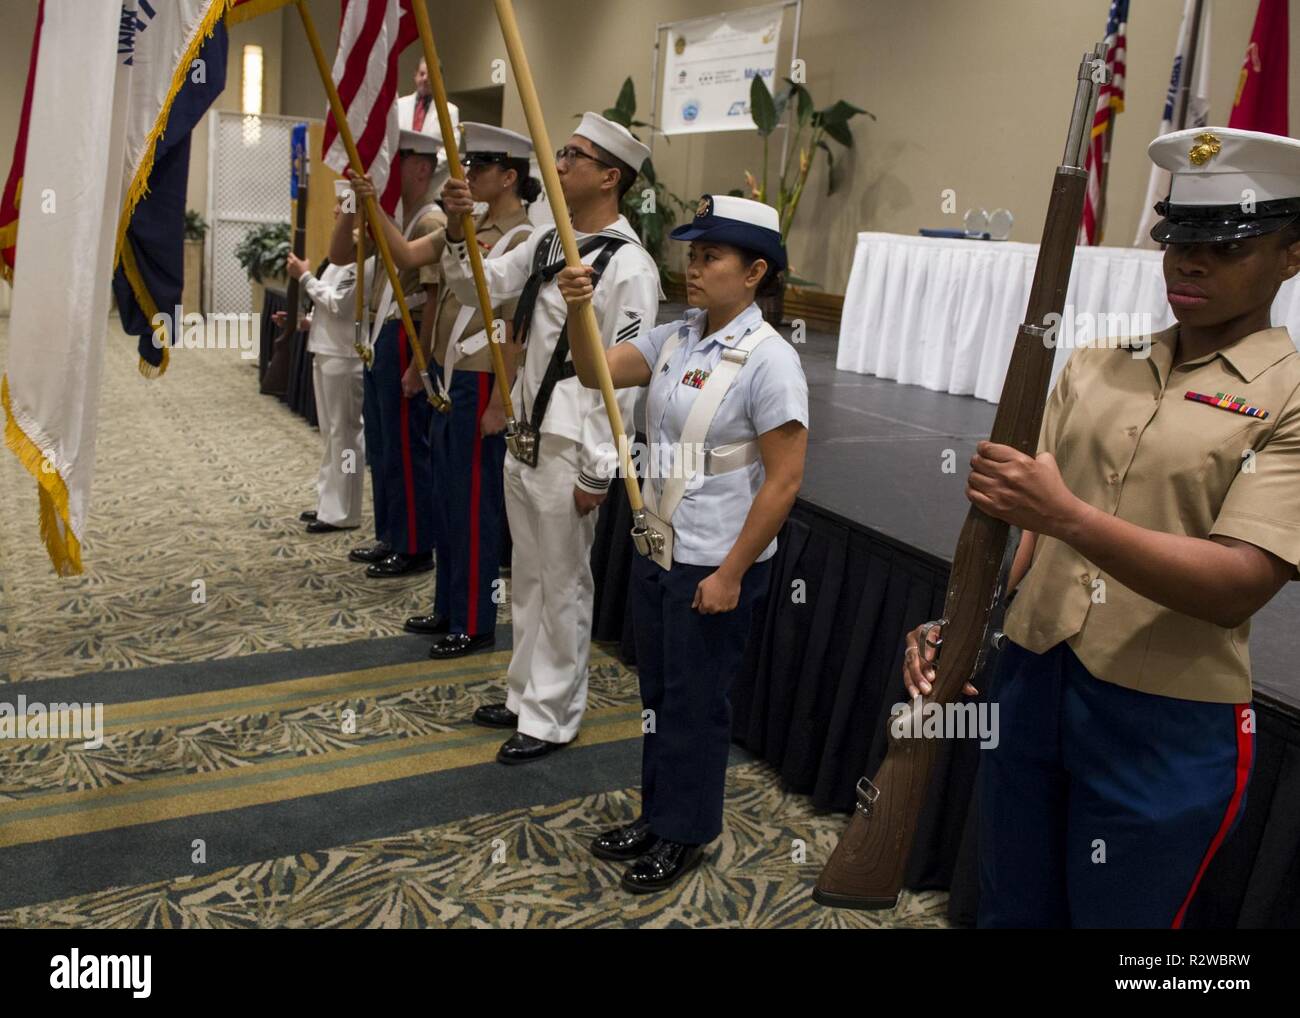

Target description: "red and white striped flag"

left=1080, top=0, right=1129, bottom=245
left=321, top=0, right=417, bottom=215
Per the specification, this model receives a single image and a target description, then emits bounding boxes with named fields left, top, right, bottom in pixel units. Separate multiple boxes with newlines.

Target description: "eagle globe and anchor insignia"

left=1188, top=131, right=1222, bottom=166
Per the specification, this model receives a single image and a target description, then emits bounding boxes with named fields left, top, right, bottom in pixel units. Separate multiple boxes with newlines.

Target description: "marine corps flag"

left=112, top=0, right=230, bottom=377
left=2, top=2, right=135, bottom=575
left=1228, top=0, right=1289, bottom=136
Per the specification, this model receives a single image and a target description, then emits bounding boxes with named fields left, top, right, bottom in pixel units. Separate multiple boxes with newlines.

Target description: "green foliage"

left=234, top=221, right=290, bottom=284
left=184, top=209, right=208, bottom=242
left=744, top=76, right=874, bottom=255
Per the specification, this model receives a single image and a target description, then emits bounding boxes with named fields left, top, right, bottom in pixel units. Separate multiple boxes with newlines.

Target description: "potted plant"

left=743, top=76, right=873, bottom=323
left=597, top=78, right=693, bottom=288
left=183, top=210, right=207, bottom=315
left=234, top=220, right=290, bottom=315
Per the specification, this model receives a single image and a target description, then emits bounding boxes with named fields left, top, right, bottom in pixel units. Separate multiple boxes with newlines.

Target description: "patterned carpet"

left=0, top=317, right=949, bottom=928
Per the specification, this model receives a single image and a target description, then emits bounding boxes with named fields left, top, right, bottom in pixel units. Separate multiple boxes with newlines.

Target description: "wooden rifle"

left=813, top=42, right=1109, bottom=911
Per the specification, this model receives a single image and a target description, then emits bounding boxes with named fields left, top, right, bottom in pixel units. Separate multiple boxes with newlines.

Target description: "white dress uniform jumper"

left=441, top=216, right=661, bottom=743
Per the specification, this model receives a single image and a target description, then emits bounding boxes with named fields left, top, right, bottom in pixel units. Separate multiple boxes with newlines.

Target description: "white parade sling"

left=440, top=221, right=531, bottom=392
left=365, top=202, right=441, bottom=353
left=634, top=321, right=778, bottom=570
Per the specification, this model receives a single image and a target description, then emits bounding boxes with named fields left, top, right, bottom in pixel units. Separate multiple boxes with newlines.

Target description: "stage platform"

left=794, top=316, right=1300, bottom=710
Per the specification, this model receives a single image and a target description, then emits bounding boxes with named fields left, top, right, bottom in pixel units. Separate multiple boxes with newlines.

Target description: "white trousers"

left=503, top=433, right=599, bottom=743
left=311, top=353, right=365, bottom=527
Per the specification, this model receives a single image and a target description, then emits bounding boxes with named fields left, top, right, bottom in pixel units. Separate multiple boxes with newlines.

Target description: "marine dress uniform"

left=423, top=124, right=535, bottom=658
left=594, top=196, right=809, bottom=892
left=355, top=129, right=447, bottom=578
left=439, top=113, right=661, bottom=759
left=981, top=128, right=1300, bottom=928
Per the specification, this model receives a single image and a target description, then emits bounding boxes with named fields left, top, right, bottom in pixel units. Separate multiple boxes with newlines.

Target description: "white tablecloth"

left=836, top=231, right=1300, bottom=404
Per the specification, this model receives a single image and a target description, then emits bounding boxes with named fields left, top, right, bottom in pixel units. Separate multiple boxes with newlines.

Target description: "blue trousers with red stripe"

left=978, top=639, right=1255, bottom=928
left=429, top=365, right=505, bottom=636
left=361, top=319, right=434, bottom=555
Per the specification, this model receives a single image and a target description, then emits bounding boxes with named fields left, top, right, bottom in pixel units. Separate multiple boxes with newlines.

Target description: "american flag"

left=321, top=0, right=418, bottom=215
left=1079, top=0, right=1129, bottom=245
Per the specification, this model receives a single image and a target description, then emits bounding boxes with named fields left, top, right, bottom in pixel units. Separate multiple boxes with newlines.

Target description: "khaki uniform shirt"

left=431, top=206, right=531, bottom=372
left=370, top=197, right=446, bottom=320
left=1003, top=325, right=1300, bottom=703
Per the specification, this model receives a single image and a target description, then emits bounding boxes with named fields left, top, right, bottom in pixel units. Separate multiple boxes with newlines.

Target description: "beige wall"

left=3, top=0, right=1300, bottom=298
left=273, top=0, right=1300, bottom=293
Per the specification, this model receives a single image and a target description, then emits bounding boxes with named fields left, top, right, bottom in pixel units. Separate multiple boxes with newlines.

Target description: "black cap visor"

left=670, top=220, right=788, bottom=272
left=1150, top=198, right=1300, bottom=244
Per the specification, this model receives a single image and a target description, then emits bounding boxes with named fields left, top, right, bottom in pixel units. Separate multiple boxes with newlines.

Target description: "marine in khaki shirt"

left=431, top=205, right=530, bottom=372
left=902, top=126, right=1300, bottom=929
left=1002, top=322, right=1300, bottom=703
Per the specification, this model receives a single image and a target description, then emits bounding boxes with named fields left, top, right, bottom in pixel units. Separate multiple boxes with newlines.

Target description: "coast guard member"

left=440, top=112, right=661, bottom=762
left=365, top=124, right=540, bottom=657
left=328, top=129, right=447, bottom=577
left=559, top=195, right=808, bottom=892
left=287, top=179, right=371, bottom=533
left=905, top=127, right=1300, bottom=927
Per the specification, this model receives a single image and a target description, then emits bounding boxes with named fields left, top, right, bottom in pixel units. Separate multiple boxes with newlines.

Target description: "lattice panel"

left=209, top=113, right=294, bottom=315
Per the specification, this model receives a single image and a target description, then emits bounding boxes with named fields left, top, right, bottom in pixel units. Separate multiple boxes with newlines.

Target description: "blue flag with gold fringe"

left=112, top=5, right=228, bottom=377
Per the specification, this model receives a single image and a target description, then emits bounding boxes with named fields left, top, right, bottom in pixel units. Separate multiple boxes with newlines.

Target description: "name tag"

left=681, top=368, right=710, bottom=389
left=1184, top=390, right=1270, bottom=419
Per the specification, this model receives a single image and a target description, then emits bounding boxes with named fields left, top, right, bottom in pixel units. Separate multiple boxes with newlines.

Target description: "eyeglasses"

left=555, top=145, right=613, bottom=169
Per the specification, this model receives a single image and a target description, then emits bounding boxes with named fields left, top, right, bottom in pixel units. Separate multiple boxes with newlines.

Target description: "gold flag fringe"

left=2, top=375, right=83, bottom=575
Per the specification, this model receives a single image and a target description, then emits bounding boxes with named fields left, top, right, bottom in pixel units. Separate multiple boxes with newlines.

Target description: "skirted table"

left=836, top=231, right=1300, bottom=404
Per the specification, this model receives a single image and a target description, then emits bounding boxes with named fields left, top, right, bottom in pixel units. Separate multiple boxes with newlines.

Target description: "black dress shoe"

left=496, top=731, right=565, bottom=765
left=349, top=540, right=392, bottom=563
left=621, top=839, right=703, bottom=894
left=472, top=703, right=518, bottom=729
left=306, top=519, right=359, bottom=534
left=300, top=510, right=318, bottom=522
left=404, top=613, right=450, bottom=635
left=429, top=633, right=494, bottom=659
left=366, top=552, right=433, bottom=578
left=590, top=819, right=657, bottom=861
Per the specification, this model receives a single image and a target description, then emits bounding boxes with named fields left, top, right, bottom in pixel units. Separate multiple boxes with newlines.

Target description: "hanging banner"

left=660, top=5, right=783, bottom=136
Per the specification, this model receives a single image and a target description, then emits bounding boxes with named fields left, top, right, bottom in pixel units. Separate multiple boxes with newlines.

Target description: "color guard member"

left=906, top=128, right=1300, bottom=927
left=559, top=195, right=808, bottom=892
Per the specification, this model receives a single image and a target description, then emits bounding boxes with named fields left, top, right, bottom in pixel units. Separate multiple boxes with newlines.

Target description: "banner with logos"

left=660, top=5, right=783, bottom=135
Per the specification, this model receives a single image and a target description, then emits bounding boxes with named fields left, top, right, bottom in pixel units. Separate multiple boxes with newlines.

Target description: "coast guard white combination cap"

left=574, top=111, right=650, bottom=172
left=670, top=194, right=787, bottom=271
left=1148, top=127, right=1300, bottom=243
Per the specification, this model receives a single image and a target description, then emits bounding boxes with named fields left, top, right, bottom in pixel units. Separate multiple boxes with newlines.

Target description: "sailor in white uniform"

left=559, top=195, right=809, bottom=892
left=439, top=112, right=662, bottom=763
left=287, top=178, right=372, bottom=533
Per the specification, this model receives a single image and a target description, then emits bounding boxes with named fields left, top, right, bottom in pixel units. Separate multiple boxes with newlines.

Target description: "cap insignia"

left=696, top=195, right=712, bottom=218
left=1188, top=132, right=1222, bottom=166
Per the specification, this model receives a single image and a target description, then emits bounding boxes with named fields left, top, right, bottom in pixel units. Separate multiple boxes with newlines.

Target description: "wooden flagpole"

left=292, top=0, right=448, bottom=412
left=409, top=1, right=518, bottom=426
left=489, top=0, right=645, bottom=514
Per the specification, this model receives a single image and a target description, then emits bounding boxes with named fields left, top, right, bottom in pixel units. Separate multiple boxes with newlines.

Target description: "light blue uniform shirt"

left=629, top=302, right=809, bottom=567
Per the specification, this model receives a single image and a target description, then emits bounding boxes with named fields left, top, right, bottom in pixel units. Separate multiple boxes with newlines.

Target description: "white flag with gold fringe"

left=2, top=2, right=133, bottom=575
